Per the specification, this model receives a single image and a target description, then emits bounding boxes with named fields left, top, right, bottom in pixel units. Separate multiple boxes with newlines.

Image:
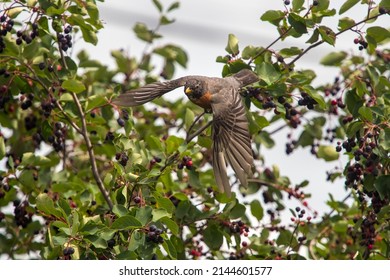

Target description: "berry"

left=38, top=62, right=46, bottom=70
left=133, top=196, right=141, bottom=204
left=284, top=0, right=290, bottom=5
left=0, top=211, right=5, bottom=222
left=0, top=15, right=6, bottom=22
left=63, top=247, right=75, bottom=256
left=107, top=239, right=115, bottom=248
left=48, top=65, right=54, bottom=72
left=16, top=38, right=23, bottom=45
left=149, top=225, right=157, bottom=232
left=313, top=0, right=319, bottom=6
left=379, top=7, right=386, bottom=14
left=354, top=38, right=359, bottom=44
left=117, top=117, right=125, bottom=127
left=242, top=241, right=248, bottom=247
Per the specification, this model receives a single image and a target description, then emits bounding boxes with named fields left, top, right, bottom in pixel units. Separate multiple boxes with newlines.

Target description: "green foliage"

left=0, top=0, right=389, bottom=261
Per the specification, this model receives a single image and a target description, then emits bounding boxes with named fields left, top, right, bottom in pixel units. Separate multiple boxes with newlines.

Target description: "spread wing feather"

left=211, top=88, right=254, bottom=196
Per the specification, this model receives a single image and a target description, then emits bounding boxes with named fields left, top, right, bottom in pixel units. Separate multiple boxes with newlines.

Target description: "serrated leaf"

left=260, top=10, right=285, bottom=23
left=111, top=215, right=142, bottom=230
left=317, top=145, right=339, bottom=161
left=250, top=199, right=264, bottom=220
left=288, top=13, right=308, bottom=34
left=339, top=0, right=360, bottom=15
left=338, top=17, right=355, bottom=30
left=258, top=62, right=280, bottom=85
left=358, top=106, right=374, bottom=121
left=292, top=0, right=305, bottom=11
left=366, top=26, right=390, bottom=44
left=225, top=34, right=239, bottom=55
left=36, top=194, right=63, bottom=218
left=320, top=51, right=348, bottom=66
left=203, top=224, right=223, bottom=250
left=62, top=79, right=86, bottom=94
left=159, top=216, right=179, bottom=235
left=318, top=26, right=336, bottom=46
left=374, top=175, right=390, bottom=199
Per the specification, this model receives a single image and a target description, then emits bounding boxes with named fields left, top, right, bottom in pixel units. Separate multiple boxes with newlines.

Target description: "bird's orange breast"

left=190, top=91, right=212, bottom=110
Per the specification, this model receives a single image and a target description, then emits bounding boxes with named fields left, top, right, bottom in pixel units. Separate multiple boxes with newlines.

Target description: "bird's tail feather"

left=232, top=69, right=259, bottom=87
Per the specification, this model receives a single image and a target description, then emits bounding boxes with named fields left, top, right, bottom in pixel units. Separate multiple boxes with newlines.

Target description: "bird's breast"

left=188, top=91, right=213, bottom=110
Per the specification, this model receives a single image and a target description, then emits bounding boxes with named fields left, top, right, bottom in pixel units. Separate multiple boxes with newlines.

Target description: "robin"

left=113, top=69, right=259, bottom=197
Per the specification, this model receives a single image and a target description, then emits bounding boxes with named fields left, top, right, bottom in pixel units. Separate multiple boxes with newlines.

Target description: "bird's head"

left=184, top=79, right=204, bottom=99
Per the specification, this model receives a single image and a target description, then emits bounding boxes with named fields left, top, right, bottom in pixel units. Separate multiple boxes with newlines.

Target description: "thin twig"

left=186, top=121, right=213, bottom=143
left=288, top=13, right=382, bottom=66
left=70, top=92, right=114, bottom=210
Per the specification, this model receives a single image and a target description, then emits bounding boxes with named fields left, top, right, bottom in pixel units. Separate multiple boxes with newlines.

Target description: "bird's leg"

left=186, top=121, right=212, bottom=143
left=186, top=111, right=212, bottom=143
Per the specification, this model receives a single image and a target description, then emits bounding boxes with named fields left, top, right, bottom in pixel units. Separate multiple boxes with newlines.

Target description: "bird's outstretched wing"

left=112, top=78, right=187, bottom=107
left=211, top=87, right=253, bottom=197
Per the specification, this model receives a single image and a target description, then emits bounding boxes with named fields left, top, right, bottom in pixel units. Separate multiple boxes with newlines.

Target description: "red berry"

left=353, top=38, right=359, bottom=44
left=186, top=160, right=193, bottom=167
left=242, top=241, right=248, bottom=247
left=134, top=196, right=141, bottom=204
left=331, top=99, right=338, bottom=106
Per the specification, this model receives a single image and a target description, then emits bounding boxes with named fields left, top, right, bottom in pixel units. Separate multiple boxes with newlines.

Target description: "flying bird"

left=113, top=69, right=259, bottom=197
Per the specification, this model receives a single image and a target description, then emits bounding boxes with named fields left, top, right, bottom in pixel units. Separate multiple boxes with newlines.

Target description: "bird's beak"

left=185, top=87, right=192, bottom=95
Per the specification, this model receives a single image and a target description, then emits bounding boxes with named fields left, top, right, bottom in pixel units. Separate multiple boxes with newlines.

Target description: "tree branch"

left=70, top=92, right=113, bottom=210
left=288, top=13, right=382, bottom=67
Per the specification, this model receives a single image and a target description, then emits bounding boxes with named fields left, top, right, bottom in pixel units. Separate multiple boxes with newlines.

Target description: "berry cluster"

left=149, top=156, right=162, bottom=169
left=48, top=122, right=67, bottom=152
left=20, top=93, right=35, bottom=110
left=63, top=246, right=75, bottom=259
left=57, top=25, right=73, bottom=52
left=115, top=152, right=129, bottom=167
left=353, top=37, right=368, bottom=51
left=105, top=131, right=115, bottom=142
left=14, top=200, right=32, bottom=228
left=146, top=224, right=164, bottom=244
left=0, top=15, right=14, bottom=52
left=40, top=98, right=55, bottom=118
left=15, top=22, right=39, bottom=46
left=177, top=155, right=193, bottom=169
left=359, top=212, right=376, bottom=256
left=223, top=220, right=249, bottom=237
left=117, top=109, right=130, bottom=128
left=189, top=240, right=203, bottom=258
left=297, top=92, right=317, bottom=110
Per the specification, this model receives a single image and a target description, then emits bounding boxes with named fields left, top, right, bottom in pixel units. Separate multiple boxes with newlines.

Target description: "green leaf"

left=136, top=206, right=153, bottom=226
left=277, top=230, right=297, bottom=246
left=260, top=10, right=285, bottom=23
left=203, top=224, right=223, bottom=250
left=155, top=196, right=175, bottom=214
left=306, top=28, right=320, bottom=44
left=62, top=79, right=86, bottom=94
left=36, top=194, right=63, bottom=218
left=380, top=0, right=390, bottom=9
left=317, top=145, right=339, bottom=161
left=339, top=0, right=360, bottom=15
left=184, top=108, right=195, bottom=130
left=111, top=215, right=142, bottom=230
left=288, top=13, right=308, bottom=34
left=358, top=106, right=374, bottom=121
left=338, top=17, right=356, bottom=30
left=152, top=0, right=163, bottom=12
left=320, top=51, right=348, bottom=66
left=162, top=238, right=177, bottom=259
left=0, top=137, right=5, bottom=159
left=21, top=152, right=53, bottom=167
left=112, top=205, right=129, bottom=217
left=133, top=22, right=155, bottom=43
left=159, top=216, right=179, bottom=235
left=225, top=34, right=239, bottom=56
left=318, top=26, right=336, bottom=46
left=279, top=47, right=302, bottom=58
left=229, top=203, right=246, bottom=219
left=166, top=135, right=184, bottom=154
left=292, top=0, right=305, bottom=11
left=167, top=2, right=180, bottom=12
left=302, top=85, right=326, bottom=109
left=334, top=220, right=348, bottom=233
left=374, top=175, right=390, bottom=199
left=257, top=62, right=280, bottom=85
left=366, top=26, right=390, bottom=44
left=250, top=200, right=264, bottom=220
